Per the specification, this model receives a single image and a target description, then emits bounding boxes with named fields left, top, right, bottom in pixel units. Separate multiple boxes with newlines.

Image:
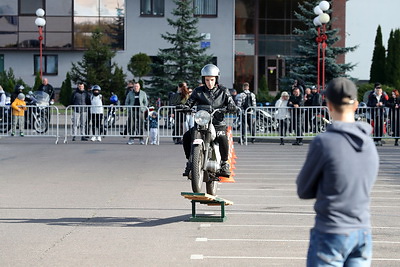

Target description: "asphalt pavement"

left=1, top=137, right=400, bottom=266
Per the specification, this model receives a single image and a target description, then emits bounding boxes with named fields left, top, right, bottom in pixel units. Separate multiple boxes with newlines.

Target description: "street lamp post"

left=35, top=8, right=46, bottom=80
left=313, top=1, right=330, bottom=92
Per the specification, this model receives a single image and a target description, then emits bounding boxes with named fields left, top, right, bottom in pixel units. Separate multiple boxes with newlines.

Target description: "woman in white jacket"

left=90, top=85, right=104, bottom=142
left=275, top=91, right=290, bottom=145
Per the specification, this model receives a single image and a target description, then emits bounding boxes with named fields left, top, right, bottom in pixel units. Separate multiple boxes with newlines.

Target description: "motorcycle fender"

left=192, top=139, right=203, bottom=145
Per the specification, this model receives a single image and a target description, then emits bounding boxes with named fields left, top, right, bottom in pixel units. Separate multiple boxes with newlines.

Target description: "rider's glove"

left=176, top=104, right=190, bottom=111
left=227, top=103, right=238, bottom=114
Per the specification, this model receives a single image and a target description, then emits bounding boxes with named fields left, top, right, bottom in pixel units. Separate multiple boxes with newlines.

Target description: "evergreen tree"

left=150, top=0, right=213, bottom=99
left=110, top=65, right=126, bottom=104
left=32, top=72, right=42, bottom=91
left=107, top=5, right=124, bottom=50
left=370, top=26, right=386, bottom=84
left=386, top=29, right=400, bottom=88
left=70, top=28, right=125, bottom=100
left=59, top=72, right=73, bottom=107
left=282, top=0, right=357, bottom=89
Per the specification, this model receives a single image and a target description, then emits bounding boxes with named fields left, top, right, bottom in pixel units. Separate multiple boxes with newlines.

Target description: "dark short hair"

left=374, top=82, right=382, bottom=88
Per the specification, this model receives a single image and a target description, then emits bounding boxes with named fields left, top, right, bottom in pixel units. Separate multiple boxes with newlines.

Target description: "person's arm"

left=251, top=93, right=257, bottom=107
left=125, top=92, right=132, bottom=106
left=236, top=93, right=243, bottom=108
left=296, top=137, right=325, bottom=199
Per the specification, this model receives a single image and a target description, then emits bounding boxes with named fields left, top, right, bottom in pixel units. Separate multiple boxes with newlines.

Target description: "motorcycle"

left=186, top=105, right=229, bottom=196
left=0, top=94, right=12, bottom=133
left=25, top=91, right=50, bottom=133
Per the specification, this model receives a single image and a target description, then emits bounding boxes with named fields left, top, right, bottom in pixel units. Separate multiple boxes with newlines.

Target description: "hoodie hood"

left=327, top=121, right=372, bottom=152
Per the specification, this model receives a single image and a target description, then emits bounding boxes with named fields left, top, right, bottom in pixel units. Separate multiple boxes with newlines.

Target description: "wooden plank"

left=181, top=192, right=233, bottom=205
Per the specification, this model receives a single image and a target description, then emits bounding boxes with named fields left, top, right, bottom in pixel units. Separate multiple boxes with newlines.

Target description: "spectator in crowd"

left=170, top=82, right=190, bottom=144
left=120, top=80, right=136, bottom=136
left=70, top=83, right=91, bottom=141
left=297, top=77, right=378, bottom=266
left=288, top=87, right=304, bottom=145
left=125, top=82, right=148, bottom=145
left=367, top=82, right=388, bottom=146
left=148, top=111, right=158, bottom=145
left=387, top=89, right=400, bottom=146
left=184, top=88, right=195, bottom=132
left=38, top=78, right=55, bottom=104
left=304, top=87, right=313, bottom=133
left=310, top=85, right=323, bottom=133
left=11, top=84, right=25, bottom=103
left=11, top=93, right=27, bottom=137
left=89, top=85, right=104, bottom=142
left=0, top=85, right=6, bottom=107
left=0, top=85, right=6, bottom=120
left=237, top=82, right=256, bottom=144
left=275, top=91, right=290, bottom=145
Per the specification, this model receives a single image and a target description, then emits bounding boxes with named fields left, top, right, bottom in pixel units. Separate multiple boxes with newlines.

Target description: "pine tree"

left=370, top=26, right=386, bottom=84
left=32, top=72, right=42, bottom=91
left=150, top=0, right=213, bottom=99
left=282, top=0, right=357, bottom=89
left=386, top=29, right=400, bottom=88
left=70, top=28, right=125, bottom=100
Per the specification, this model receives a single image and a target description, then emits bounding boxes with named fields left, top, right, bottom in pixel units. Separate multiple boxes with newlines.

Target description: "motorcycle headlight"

left=194, top=110, right=211, bottom=126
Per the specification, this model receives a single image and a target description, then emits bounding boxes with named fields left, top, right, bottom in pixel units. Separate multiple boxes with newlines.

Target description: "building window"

left=19, top=0, right=45, bottom=15
left=194, top=0, right=217, bottom=17
left=34, top=55, right=58, bottom=75
left=140, top=0, right=164, bottom=16
left=0, top=55, right=4, bottom=72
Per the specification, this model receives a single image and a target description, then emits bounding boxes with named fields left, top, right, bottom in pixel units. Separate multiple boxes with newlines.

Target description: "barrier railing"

left=1, top=104, right=399, bottom=144
left=241, top=106, right=331, bottom=144
left=0, top=105, right=60, bottom=143
left=64, top=105, right=150, bottom=144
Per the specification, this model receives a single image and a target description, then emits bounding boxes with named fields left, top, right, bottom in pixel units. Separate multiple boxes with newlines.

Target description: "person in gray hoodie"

left=296, top=77, right=379, bottom=267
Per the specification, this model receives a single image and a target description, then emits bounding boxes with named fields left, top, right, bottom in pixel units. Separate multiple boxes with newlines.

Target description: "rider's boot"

left=182, top=161, right=191, bottom=177
left=219, top=161, right=231, bottom=177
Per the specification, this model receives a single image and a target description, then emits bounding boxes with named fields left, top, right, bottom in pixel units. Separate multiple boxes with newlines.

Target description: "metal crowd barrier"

left=0, top=105, right=60, bottom=143
left=1, top=104, right=398, bottom=145
left=354, top=106, right=400, bottom=140
left=241, top=106, right=331, bottom=145
left=64, top=105, right=150, bottom=144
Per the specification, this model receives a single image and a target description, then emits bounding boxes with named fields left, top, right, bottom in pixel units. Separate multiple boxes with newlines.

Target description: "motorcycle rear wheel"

left=206, top=180, right=218, bottom=196
left=191, top=145, right=204, bottom=193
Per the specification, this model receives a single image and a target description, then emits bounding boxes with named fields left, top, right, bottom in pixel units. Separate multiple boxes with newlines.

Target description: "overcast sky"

left=345, top=0, right=400, bottom=81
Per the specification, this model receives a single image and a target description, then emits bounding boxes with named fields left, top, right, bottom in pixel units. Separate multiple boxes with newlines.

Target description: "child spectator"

left=11, top=93, right=27, bottom=136
left=90, top=85, right=104, bottom=142
left=149, top=111, right=158, bottom=145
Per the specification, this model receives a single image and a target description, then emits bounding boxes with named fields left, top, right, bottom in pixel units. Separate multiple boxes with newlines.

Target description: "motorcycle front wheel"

left=206, top=180, right=218, bottom=196
left=34, top=116, right=48, bottom=133
left=191, top=145, right=204, bottom=193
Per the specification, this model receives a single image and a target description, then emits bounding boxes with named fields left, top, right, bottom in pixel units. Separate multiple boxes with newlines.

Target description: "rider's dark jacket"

left=185, top=84, right=236, bottom=129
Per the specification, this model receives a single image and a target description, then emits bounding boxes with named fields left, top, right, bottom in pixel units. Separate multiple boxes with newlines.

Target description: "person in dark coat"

left=70, top=83, right=91, bottom=141
left=288, top=87, right=304, bottom=145
left=367, top=83, right=388, bottom=146
left=387, top=89, right=400, bottom=146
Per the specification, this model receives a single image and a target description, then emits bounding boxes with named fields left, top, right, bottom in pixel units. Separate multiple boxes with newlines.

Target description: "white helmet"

left=201, top=64, right=220, bottom=84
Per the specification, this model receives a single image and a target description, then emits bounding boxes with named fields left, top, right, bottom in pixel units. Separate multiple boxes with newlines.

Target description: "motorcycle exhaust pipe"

left=206, top=160, right=219, bottom=172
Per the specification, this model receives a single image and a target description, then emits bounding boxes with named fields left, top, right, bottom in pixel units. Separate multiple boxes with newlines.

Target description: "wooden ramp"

left=181, top=192, right=233, bottom=222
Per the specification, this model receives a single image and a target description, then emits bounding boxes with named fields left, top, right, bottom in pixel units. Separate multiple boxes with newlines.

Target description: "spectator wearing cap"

left=11, top=93, right=27, bottom=136
left=367, top=82, right=388, bottom=146
left=297, top=77, right=379, bottom=266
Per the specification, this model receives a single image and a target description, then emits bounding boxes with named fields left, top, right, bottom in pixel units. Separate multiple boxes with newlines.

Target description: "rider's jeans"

left=307, top=228, right=372, bottom=267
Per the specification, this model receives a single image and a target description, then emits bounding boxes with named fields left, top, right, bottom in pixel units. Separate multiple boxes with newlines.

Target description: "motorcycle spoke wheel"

left=191, top=145, right=204, bottom=193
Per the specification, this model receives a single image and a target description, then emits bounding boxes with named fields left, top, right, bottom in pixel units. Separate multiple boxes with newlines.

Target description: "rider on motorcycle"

left=179, top=64, right=238, bottom=177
